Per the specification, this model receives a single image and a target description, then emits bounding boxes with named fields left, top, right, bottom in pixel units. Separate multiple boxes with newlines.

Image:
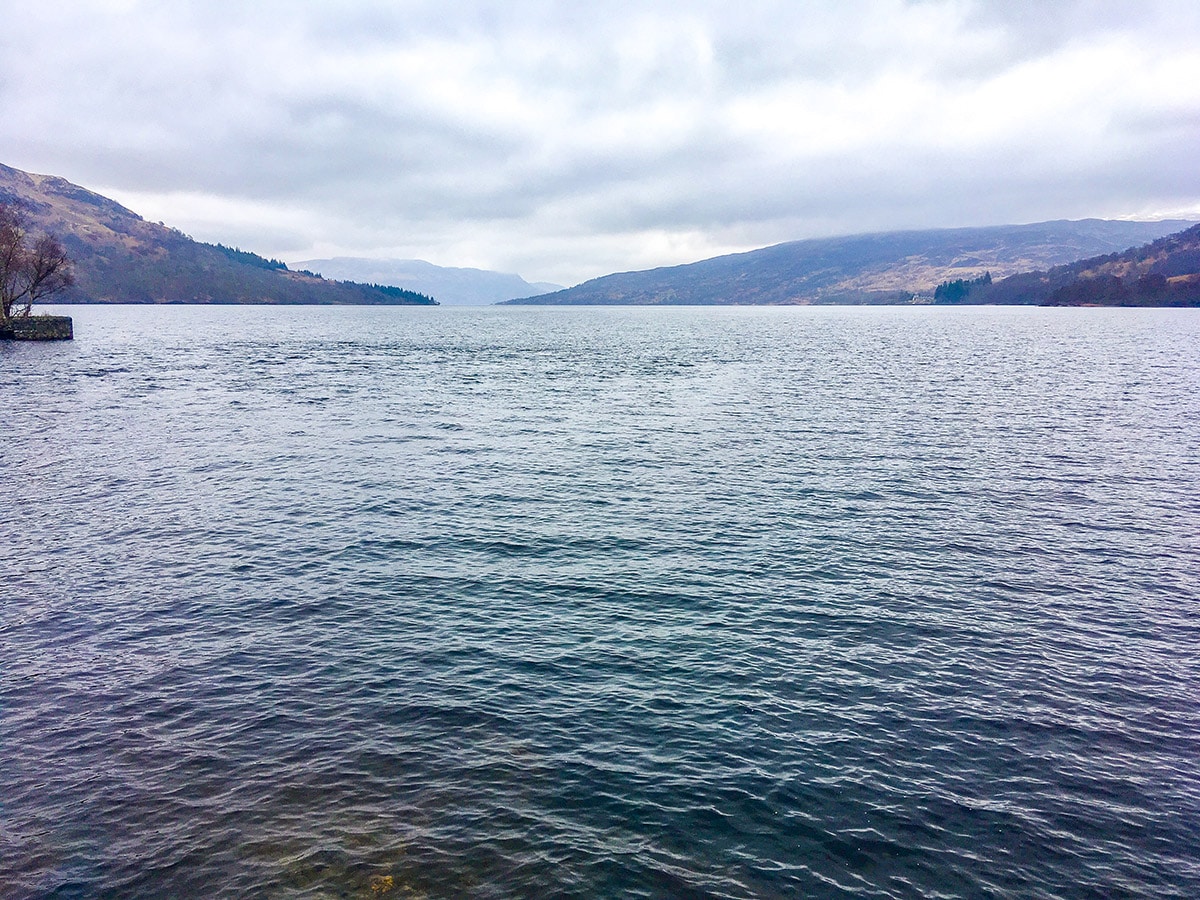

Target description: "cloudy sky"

left=2, top=1, right=1198, bottom=285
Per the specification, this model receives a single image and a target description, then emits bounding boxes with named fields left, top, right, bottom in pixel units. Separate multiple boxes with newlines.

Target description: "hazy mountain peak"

left=294, top=257, right=563, bottom=305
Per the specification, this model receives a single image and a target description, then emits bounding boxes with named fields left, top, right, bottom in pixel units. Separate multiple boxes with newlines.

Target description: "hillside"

left=504, top=220, right=1195, bottom=306
left=943, top=224, right=1200, bottom=306
left=295, top=257, right=561, bottom=305
left=0, top=163, right=436, bottom=305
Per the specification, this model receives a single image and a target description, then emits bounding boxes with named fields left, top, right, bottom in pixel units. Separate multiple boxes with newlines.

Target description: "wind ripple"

left=2, top=305, right=1198, bottom=898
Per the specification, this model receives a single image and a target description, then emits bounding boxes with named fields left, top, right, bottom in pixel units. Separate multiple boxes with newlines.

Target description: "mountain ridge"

left=504, top=219, right=1197, bottom=306
left=0, top=163, right=436, bottom=306
left=7, top=160, right=1195, bottom=309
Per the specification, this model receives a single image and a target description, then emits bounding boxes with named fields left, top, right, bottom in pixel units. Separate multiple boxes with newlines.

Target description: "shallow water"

left=2, top=304, right=1199, bottom=898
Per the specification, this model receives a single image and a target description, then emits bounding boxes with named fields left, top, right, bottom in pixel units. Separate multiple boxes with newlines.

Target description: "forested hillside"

left=937, top=224, right=1200, bottom=306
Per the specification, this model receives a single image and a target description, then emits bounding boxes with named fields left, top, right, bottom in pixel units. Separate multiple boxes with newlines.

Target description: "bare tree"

left=0, top=203, right=24, bottom=316
left=0, top=202, right=75, bottom=320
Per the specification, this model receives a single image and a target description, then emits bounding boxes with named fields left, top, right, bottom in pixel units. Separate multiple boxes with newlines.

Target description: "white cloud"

left=1, top=0, right=1198, bottom=285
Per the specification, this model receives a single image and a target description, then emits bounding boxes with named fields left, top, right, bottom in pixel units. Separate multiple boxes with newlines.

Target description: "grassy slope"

left=0, top=163, right=435, bottom=305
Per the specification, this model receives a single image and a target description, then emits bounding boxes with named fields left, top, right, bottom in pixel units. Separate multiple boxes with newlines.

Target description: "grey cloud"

left=0, top=0, right=1197, bottom=285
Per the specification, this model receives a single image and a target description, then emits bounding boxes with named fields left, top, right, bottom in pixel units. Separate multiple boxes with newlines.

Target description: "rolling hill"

left=0, top=163, right=436, bottom=305
left=504, top=220, right=1196, bottom=306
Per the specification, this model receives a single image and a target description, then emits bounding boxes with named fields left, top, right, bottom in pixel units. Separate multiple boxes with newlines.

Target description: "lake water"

left=2, top=304, right=1199, bottom=899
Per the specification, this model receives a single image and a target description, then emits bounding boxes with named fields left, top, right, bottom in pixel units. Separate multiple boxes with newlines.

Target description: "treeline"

left=211, top=243, right=288, bottom=271
left=359, top=283, right=437, bottom=305
left=933, top=272, right=991, bottom=303
left=208, top=247, right=438, bottom=304
left=1043, top=273, right=1200, bottom=307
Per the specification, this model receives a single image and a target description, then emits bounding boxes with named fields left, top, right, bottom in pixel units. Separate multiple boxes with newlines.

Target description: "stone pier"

left=0, top=315, right=74, bottom=340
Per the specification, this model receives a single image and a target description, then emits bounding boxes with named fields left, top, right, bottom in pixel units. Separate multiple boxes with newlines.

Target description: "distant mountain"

left=294, top=257, right=562, bottom=305
left=0, top=163, right=436, bottom=305
left=504, top=220, right=1196, bottom=306
left=942, top=223, right=1200, bottom=307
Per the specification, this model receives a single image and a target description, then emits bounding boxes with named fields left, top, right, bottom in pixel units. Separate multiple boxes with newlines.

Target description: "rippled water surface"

left=3, top=304, right=1199, bottom=899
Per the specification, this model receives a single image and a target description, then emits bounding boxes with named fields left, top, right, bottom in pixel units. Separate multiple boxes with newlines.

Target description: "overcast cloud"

left=2, top=0, right=1198, bottom=285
